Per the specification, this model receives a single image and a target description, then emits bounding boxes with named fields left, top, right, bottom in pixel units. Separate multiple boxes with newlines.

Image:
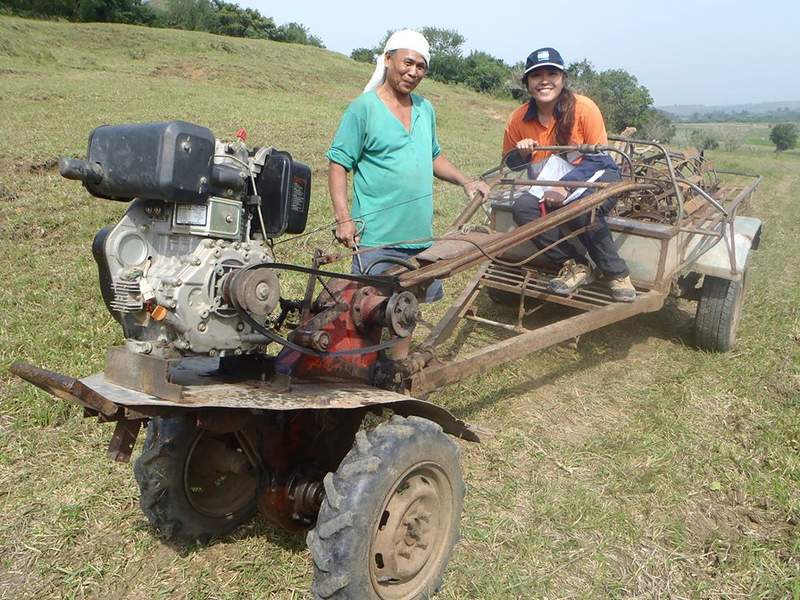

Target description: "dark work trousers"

left=511, top=191, right=630, bottom=278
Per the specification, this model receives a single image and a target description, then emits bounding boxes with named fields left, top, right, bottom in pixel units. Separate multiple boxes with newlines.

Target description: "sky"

left=240, top=0, right=800, bottom=107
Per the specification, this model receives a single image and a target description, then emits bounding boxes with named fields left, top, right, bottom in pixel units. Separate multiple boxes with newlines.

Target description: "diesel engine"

left=60, top=120, right=311, bottom=360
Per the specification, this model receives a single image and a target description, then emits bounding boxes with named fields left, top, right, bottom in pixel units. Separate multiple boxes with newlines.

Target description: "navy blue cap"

left=522, top=47, right=565, bottom=78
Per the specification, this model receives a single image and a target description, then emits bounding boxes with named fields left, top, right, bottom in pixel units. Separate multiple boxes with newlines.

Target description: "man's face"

left=384, top=49, right=428, bottom=94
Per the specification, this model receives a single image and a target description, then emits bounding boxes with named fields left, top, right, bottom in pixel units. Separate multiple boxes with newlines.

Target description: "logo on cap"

left=537, top=50, right=549, bottom=61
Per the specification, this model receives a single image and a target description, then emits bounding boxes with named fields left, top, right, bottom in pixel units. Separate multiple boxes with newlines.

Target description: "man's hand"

left=463, top=180, right=491, bottom=202
left=542, top=189, right=567, bottom=210
left=515, top=138, right=539, bottom=154
left=334, top=219, right=358, bottom=248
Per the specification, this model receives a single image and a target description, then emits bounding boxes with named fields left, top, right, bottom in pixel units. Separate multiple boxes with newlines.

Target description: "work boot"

left=548, top=260, right=593, bottom=295
left=608, top=274, right=636, bottom=302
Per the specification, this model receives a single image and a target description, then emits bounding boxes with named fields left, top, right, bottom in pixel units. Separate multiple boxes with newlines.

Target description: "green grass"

left=675, top=121, right=800, bottom=154
left=1, top=15, right=799, bottom=599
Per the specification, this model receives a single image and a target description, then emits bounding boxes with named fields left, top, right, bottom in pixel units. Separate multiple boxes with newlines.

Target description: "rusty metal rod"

left=497, top=178, right=616, bottom=188
left=399, top=181, right=655, bottom=287
left=408, top=290, right=665, bottom=395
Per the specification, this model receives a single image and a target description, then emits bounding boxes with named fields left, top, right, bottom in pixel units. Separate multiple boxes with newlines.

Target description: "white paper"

left=527, top=155, right=573, bottom=199
left=563, top=169, right=605, bottom=204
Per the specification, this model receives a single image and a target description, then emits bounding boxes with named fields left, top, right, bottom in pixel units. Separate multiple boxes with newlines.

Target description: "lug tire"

left=307, top=416, right=465, bottom=600
left=694, top=273, right=747, bottom=352
left=133, top=416, right=259, bottom=544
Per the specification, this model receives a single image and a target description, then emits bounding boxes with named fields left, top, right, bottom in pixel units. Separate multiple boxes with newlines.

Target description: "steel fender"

left=689, top=216, right=762, bottom=281
left=376, top=399, right=481, bottom=442
left=10, top=361, right=481, bottom=443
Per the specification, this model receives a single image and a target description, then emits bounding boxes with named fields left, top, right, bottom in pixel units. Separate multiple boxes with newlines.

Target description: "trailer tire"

left=694, top=273, right=747, bottom=352
left=307, top=415, right=464, bottom=600
left=133, top=416, right=259, bottom=545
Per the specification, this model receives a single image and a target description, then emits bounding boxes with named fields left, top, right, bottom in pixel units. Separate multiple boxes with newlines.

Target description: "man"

left=326, top=30, right=489, bottom=301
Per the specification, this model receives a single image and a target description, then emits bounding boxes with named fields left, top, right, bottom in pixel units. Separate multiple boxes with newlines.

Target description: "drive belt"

left=231, top=262, right=404, bottom=358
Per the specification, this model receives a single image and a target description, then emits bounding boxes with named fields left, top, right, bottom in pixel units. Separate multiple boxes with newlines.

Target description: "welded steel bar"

left=408, top=291, right=665, bottom=395
left=726, top=174, right=762, bottom=215
left=399, top=181, right=654, bottom=287
left=421, top=265, right=487, bottom=349
left=451, top=189, right=491, bottom=230
left=496, top=179, right=616, bottom=189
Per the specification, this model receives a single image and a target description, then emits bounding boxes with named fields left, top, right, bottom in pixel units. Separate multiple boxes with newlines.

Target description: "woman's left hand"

left=542, top=189, right=567, bottom=209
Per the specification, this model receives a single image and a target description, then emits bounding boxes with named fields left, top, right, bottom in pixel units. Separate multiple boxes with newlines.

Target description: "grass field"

left=1, top=16, right=799, bottom=600
left=674, top=121, right=800, bottom=153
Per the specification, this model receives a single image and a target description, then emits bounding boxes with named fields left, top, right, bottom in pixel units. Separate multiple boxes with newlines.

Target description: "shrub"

left=769, top=123, right=798, bottom=152
left=689, top=129, right=719, bottom=151
left=350, top=48, right=375, bottom=63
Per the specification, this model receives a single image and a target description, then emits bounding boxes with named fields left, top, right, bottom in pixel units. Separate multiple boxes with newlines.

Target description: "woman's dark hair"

left=525, top=72, right=576, bottom=146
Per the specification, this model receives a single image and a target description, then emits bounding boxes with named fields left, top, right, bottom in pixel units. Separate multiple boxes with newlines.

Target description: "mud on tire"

left=307, top=415, right=465, bottom=600
left=133, top=416, right=259, bottom=544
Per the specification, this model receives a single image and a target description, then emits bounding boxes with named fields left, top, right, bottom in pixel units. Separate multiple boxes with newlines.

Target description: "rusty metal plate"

left=78, top=369, right=480, bottom=442
left=80, top=371, right=411, bottom=410
left=413, top=232, right=508, bottom=263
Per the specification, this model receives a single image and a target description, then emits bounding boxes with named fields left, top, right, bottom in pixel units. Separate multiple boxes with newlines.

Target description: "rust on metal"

left=10, top=361, right=120, bottom=417
left=15, top=358, right=479, bottom=441
left=408, top=291, right=665, bottom=396
left=104, top=346, right=184, bottom=402
left=107, top=418, right=143, bottom=463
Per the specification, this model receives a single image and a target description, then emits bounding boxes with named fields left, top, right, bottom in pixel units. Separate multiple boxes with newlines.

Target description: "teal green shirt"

left=326, top=91, right=441, bottom=249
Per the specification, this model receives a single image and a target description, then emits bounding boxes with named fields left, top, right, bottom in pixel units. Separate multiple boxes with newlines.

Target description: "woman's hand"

left=542, top=189, right=567, bottom=210
left=515, top=138, right=539, bottom=154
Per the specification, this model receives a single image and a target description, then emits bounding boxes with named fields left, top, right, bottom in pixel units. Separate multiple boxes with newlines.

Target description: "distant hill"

left=659, top=101, right=800, bottom=121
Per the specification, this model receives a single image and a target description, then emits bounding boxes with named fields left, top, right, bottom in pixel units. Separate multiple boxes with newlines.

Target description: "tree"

left=567, top=61, right=655, bottom=132
left=770, top=123, right=798, bottom=152
left=428, top=53, right=465, bottom=84
left=162, top=0, right=217, bottom=31
left=689, top=129, right=719, bottom=151
left=638, top=109, right=676, bottom=142
left=273, top=22, right=324, bottom=47
left=350, top=48, right=374, bottom=63
left=212, top=0, right=276, bottom=39
left=461, top=51, right=510, bottom=95
left=419, top=26, right=464, bottom=58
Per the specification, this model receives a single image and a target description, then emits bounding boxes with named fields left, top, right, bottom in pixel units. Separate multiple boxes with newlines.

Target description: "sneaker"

left=608, top=275, right=636, bottom=302
left=548, top=260, right=594, bottom=295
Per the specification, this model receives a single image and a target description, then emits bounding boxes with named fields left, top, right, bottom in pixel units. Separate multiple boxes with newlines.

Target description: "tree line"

left=0, top=0, right=325, bottom=47
left=352, top=28, right=674, bottom=141
left=0, top=6, right=678, bottom=141
left=667, top=108, right=800, bottom=124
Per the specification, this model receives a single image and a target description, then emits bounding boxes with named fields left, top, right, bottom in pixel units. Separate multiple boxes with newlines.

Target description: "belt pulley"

left=229, top=262, right=407, bottom=358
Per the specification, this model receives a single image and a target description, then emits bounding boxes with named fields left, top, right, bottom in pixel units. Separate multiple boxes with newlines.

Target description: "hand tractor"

left=11, top=121, right=761, bottom=599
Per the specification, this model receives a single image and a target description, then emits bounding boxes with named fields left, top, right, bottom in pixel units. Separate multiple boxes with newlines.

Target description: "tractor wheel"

left=694, top=272, right=747, bottom=352
left=133, top=416, right=259, bottom=544
left=306, top=416, right=465, bottom=600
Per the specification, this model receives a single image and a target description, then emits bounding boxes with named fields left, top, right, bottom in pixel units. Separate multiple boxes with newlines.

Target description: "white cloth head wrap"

left=363, top=30, right=431, bottom=93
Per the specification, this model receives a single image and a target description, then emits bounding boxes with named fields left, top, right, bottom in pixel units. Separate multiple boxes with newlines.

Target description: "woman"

left=502, top=47, right=635, bottom=302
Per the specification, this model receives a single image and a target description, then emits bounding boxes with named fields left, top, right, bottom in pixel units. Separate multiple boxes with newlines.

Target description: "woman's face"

left=526, top=67, right=565, bottom=105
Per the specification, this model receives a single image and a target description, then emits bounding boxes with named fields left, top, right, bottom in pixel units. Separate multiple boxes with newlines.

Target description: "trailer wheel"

left=307, top=415, right=464, bottom=600
left=133, top=416, right=259, bottom=544
left=694, top=273, right=747, bottom=352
